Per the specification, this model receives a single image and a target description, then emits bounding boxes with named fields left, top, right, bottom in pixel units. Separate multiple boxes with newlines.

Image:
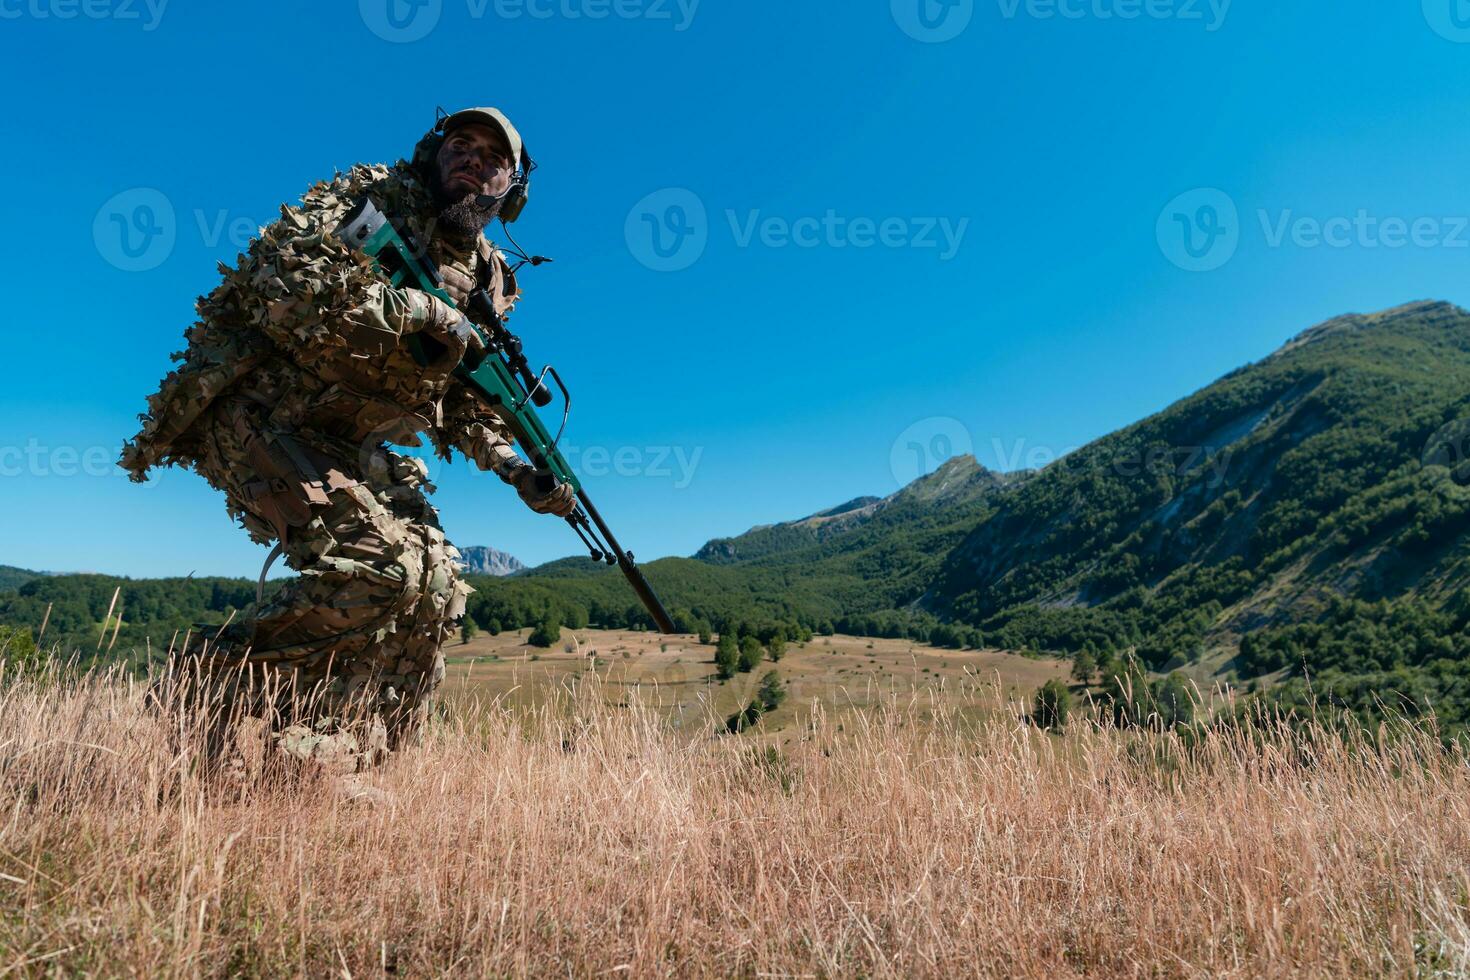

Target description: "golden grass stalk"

left=0, top=660, right=1467, bottom=978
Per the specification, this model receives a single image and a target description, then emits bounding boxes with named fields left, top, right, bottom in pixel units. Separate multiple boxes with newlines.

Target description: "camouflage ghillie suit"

left=122, top=128, right=531, bottom=774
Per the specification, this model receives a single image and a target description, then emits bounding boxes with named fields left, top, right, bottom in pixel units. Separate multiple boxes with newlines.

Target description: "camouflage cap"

left=440, top=107, right=524, bottom=166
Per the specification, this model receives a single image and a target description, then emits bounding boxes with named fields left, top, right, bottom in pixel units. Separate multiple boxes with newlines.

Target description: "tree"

left=757, top=671, right=787, bottom=712
left=461, top=618, right=480, bottom=645
left=1101, top=652, right=1152, bottom=727
left=0, top=626, right=42, bottom=681
left=767, top=636, right=786, bottom=662
left=738, top=636, right=764, bottom=673
left=1153, top=672, right=1197, bottom=729
left=725, top=702, right=763, bottom=734
left=1071, top=649, right=1097, bottom=685
left=715, top=633, right=739, bottom=680
left=527, top=614, right=561, bottom=649
left=1032, top=678, right=1071, bottom=731
left=698, top=624, right=712, bottom=645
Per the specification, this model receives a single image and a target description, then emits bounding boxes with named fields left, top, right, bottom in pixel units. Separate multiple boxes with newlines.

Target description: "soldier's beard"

left=432, top=182, right=503, bottom=241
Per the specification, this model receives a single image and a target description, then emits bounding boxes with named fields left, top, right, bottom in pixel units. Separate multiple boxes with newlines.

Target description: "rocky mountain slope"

left=457, top=546, right=526, bottom=578
left=926, top=300, right=1470, bottom=670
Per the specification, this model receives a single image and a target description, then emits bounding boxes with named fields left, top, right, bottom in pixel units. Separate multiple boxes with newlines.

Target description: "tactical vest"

left=429, top=232, right=520, bottom=315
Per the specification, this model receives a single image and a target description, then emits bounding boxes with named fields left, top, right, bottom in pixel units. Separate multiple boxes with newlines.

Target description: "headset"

left=433, top=107, right=535, bottom=223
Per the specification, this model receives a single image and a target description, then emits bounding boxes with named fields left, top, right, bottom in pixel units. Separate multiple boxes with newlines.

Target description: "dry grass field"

left=443, top=629, right=1069, bottom=737
left=1, top=650, right=1469, bottom=977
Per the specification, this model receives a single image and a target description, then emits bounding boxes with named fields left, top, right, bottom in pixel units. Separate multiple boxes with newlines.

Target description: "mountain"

left=694, top=496, right=883, bottom=563
left=687, top=455, right=1019, bottom=616
left=457, top=546, right=526, bottom=578
left=498, top=300, right=1470, bottom=653
left=457, top=456, right=1019, bottom=638
left=0, top=566, right=42, bottom=592
left=492, top=300, right=1470, bottom=728
left=694, top=457, right=1012, bottom=567
left=926, top=300, right=1470, bottom=666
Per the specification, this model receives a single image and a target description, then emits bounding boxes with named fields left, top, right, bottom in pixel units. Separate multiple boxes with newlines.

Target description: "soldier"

left=121, top=107, right=575, bottom=780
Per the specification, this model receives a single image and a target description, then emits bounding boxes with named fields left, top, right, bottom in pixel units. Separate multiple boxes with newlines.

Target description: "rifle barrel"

left=576, top=491, right=677, bottom=634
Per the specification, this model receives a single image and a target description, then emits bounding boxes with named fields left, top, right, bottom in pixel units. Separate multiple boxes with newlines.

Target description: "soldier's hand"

left=415, top=293, right=485, bottom=362
left=511, top=465, right=577, bottom=517
left=426, top=313, right=486, bottom=357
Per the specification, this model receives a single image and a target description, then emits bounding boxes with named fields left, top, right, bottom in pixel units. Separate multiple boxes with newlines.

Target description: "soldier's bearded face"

left=437, top=125, right=514, bottom=199
left=431, top=125, right=514, bottom=238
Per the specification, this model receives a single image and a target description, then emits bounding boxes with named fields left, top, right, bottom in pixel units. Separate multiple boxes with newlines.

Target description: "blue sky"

left=2, top=0, right=1469, bottom=578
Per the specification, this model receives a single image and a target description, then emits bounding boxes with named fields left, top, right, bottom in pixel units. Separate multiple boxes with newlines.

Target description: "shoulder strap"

left=475, top=237, right=521, bottom=316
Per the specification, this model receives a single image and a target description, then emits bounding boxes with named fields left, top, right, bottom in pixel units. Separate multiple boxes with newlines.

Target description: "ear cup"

left=501, top=180, right=529, bottom=223
left=500, top=149, right=533, bottom=223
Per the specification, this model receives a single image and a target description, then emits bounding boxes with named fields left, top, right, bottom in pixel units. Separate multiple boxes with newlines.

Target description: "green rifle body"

left=336, top=198, right=677, bottom=634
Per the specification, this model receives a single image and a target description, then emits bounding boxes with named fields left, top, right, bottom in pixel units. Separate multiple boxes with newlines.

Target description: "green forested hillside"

left=0, top=574, right=270, bottom=663
left=930, top=301, right=1470, bottom=663
left=468, top=456, right=1011, bottom=640
left=693, top=496, right=884, bottom=563
left=6, top=300, right=1470, bottom=728
left=0, top=566, right=40, bottom=593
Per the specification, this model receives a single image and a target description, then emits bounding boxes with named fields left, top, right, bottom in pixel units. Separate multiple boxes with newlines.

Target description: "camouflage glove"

left=340, top=285, right=484, bottom=361
left=458, top=410, right=575, bottom=517
left=508, top=463, right=577, bottom=517
left=414, top=292, right=486, bottom=357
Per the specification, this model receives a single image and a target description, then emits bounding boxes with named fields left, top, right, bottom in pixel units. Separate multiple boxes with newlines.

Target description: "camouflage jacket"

left=120, top=161, right=522, bottom=483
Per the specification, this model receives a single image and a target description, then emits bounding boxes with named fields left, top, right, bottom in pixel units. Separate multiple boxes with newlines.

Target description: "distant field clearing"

left=445, top=629, right=1069, bottom=736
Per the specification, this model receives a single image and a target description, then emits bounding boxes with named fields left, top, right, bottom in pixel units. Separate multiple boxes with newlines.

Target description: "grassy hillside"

left=0, top=565, right=40, bottom=593
left=932, top=301, right=1470, bottom=650
left=924, top=300, right=1470, bottom=730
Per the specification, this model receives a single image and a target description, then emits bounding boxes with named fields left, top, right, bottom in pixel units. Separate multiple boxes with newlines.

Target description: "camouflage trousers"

left=165, top=397, right=471, bottom=776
